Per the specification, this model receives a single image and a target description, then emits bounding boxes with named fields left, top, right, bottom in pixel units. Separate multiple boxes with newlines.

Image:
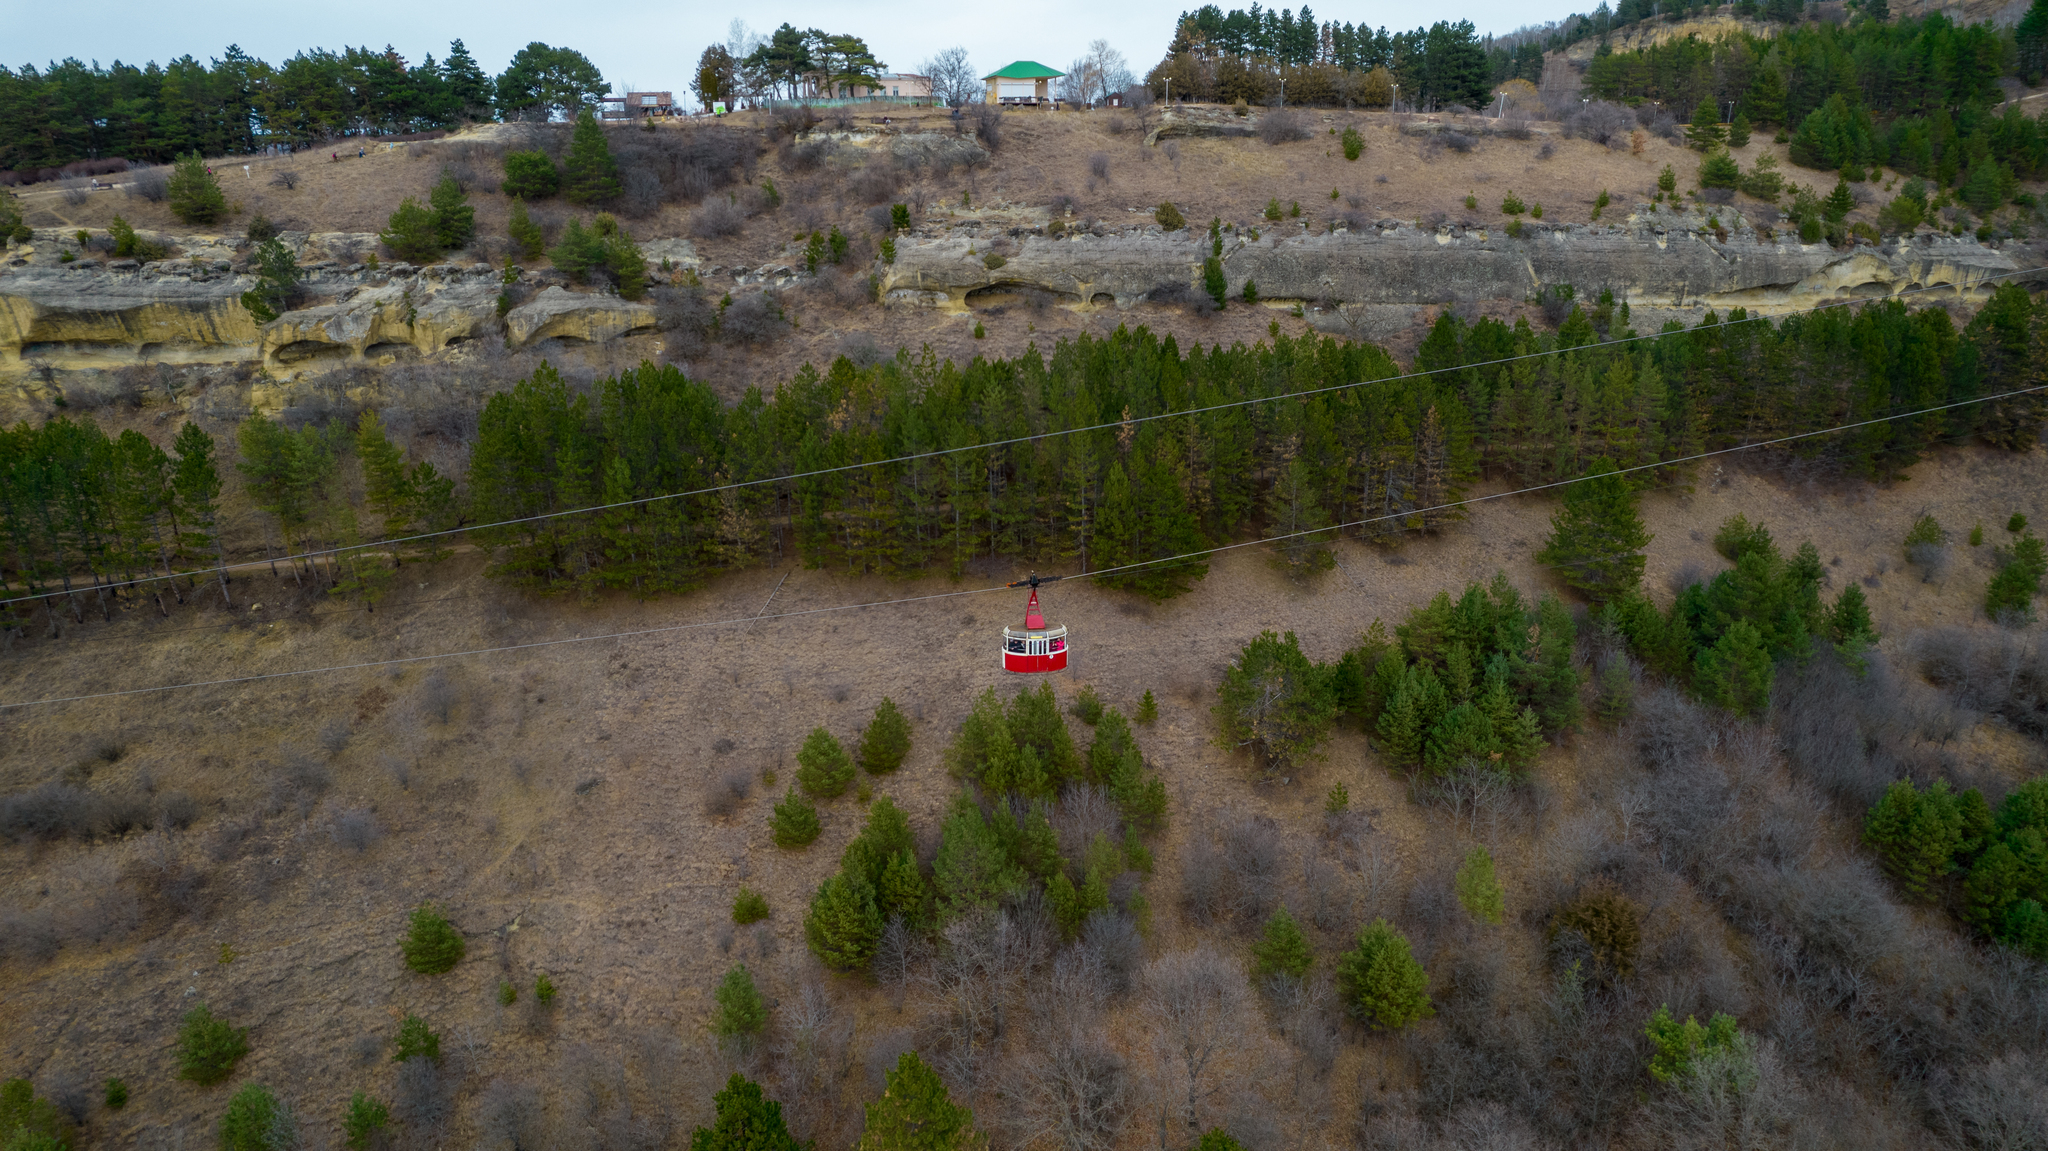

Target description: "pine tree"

left=691, top=1074, right=806, bottom=1151
left=175, top=1002, right=250, bottom=1085
left=563, top=107, right=622, bottom=204
left=1136, top=689, right=1159, bottom=724
left=877, top=848, right=930, bottom=929
left=713, top=963, right=768, bottom=1039
left=166, top=151, right=226, bottom=224
left=1047, top=870, right=1085, bottom=939
left=771, top=788, right=821, bottom=848
left=172, top=422, right=229, bottom=604
left=1335, top=919, right=1432, bottom=1030
left=342, top=1093, right=390, bottom=1151
left=1251, top=905, right=1314, bottom=978
left=1745, top=65, right=1787, bottom=125
left=508, top=198, right=545, bottom=261
left=219, top=1083, right=281, bottom=1151
left=932, top=792, right=1023, bottom=921
left=1193, top=1132, right=1248, bottom=1151
left=1424, top=703, right=1496, bottom=774
left=380, top=197, right=442, bottom=262
left=1644, top=1006, right=1743, bottom=1082
left=797, top=727, right=856, bottom=797
left=1537, top=457, right=1651, bottom=604
left=1686, top=100, right=1725, bottom=150
left=429, top=169, right=476, bottom=251
left=805, top=872, right=882, bottom=970
left=1863, top=780, right=1964, bottom=902
left=355, top=410, right=413, bottom=539
left=1455, top=846, right=1505, bottom=924
left=1213, top=630, right=1339, bottom=775
left=858, top=697, right=914, bottom=774
left=393, top=1014, right=440, bottom=1062
left=1726, top=112, right=1752, bottom=148
left=1963, top=841, right=2027, bottom=934
left=1823, top=177, right=1856, bottom=223
left=1375, top=676, right=1424, bottom=768
left=859, top=1052, right=981, bottom=1151
left=1829, top=582, right=1877, bottom=646
left=399, top=903, right=465, bottom=973
left=1693, top=619, right=1773, bottom=717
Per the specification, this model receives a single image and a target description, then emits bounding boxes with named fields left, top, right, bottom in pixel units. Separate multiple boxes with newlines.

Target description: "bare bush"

left=159, top=790, right=199, bottom=830
left=0, top=783, right=105, bottom=843
left=1178, top=835, right=1228, bottom=925
left=1221, top=816, right=1286, bottom=926
left=395, top=1057, right=451, bottom=1138
left=1088, top=153, right=1111, bottom=182
left=783, top=140, right=835, bottom=173
left=1052, top=786, right=1122, bottom=864
left=61, top=179, right=90, bottom=207
left=704, top=765, right=752, bottom=819
left=1913, top=628, right=2048, bottom=738
left=127, top=168, right=169, bottom=202
left=1631, top=686, right=1721, bottom=773
left=331, top=807, right=383, bottom=853
left=1257, top=109, right=1312, bottom=145
left=1907, top=542, right=1950, bottom=583
left=477, top=1079, right=543, bottom=1149
left=1935, top=1049, right=2048, bottom=1149
left=419, top=670, right=459, bottom=724
left=1146, top=281, right=1217, bottom=316
left=318, top=718, right=352, bottom=757
left=1009, top=1025, right=1132, bottom=1151
left=1496, top=114, right=1534, bottom=140
left=619, top=168, right=664, bottom=218
left=1080, top=910, right=1144, bottom=997
left=971, top=104, right=1004, bottom=152
left=847, top=162, right=901, bottom=204
left=720, top=293, right=789, bottom=345
left=1564, top=101, right=1636, bottom=149
left=773, top=105, right=820, bottom=139
left=651, top=285, right=718, bottom=361
left=690, top=198, right=745, bottom=239
left=269, top=169, right=300, bottom=191
left=1440, top=131, right=1477, bottom=153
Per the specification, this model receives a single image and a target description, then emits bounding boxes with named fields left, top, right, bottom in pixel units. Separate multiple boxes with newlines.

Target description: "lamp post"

left=1392, top=83, right=1399, bottom=113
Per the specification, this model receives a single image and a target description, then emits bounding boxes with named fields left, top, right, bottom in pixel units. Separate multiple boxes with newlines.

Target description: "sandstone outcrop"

left=881, top=205, right=2026, bottom=314
left=503, top=286, right=658, bottom=348
left=0, top=263, right=260, bottom=369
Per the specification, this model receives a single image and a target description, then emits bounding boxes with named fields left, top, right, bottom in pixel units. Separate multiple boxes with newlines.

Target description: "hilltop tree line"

left=0, top=39, right=607, bottom=174
left=1153, top=7, right=1508, bottom=109
left=1, top=285, right=2043, bottom=621
left=1584, top=12, right=2048, bottom=183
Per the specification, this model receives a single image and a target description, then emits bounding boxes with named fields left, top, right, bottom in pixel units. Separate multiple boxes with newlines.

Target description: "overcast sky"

left=15, top=0, right=1553, bottom=91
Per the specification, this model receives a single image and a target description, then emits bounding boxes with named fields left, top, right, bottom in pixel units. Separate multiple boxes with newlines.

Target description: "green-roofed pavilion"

left=983, top=61, right=1065, bottom=106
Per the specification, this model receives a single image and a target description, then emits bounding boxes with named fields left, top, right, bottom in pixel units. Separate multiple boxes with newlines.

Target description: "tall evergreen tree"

left=1537, top=457, right=1651, bottom=604
left=858, top=1052, right=981, bottom=1151
left=690, top=1074, right=806, bottom=1151
left=805, top=872, right=882, bottom=970
left=1335, top=919, right=1432, bottom=1030
left=563, top=107, right=621, bottom=205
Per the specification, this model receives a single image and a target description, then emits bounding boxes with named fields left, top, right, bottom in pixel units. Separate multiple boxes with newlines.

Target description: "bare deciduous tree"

left=1142, top=947, right=1251, bottom=1136
left=921, top=47, right=980, bottom=109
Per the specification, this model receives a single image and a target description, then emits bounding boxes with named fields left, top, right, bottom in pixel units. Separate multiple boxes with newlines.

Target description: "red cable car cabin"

left=1002, top=583, right=1068, bottom=673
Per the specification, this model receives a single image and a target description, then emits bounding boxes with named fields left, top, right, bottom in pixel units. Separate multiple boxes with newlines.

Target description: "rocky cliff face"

left=1, top=228, right=661, bottom=411
left=881, top=204, right=2024, bottom=316
left=1, top=209, right=2034, bottom=419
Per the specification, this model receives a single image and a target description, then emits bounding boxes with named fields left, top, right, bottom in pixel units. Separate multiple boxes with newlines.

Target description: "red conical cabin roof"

left=1024, top=587, right=1046, bottom=630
